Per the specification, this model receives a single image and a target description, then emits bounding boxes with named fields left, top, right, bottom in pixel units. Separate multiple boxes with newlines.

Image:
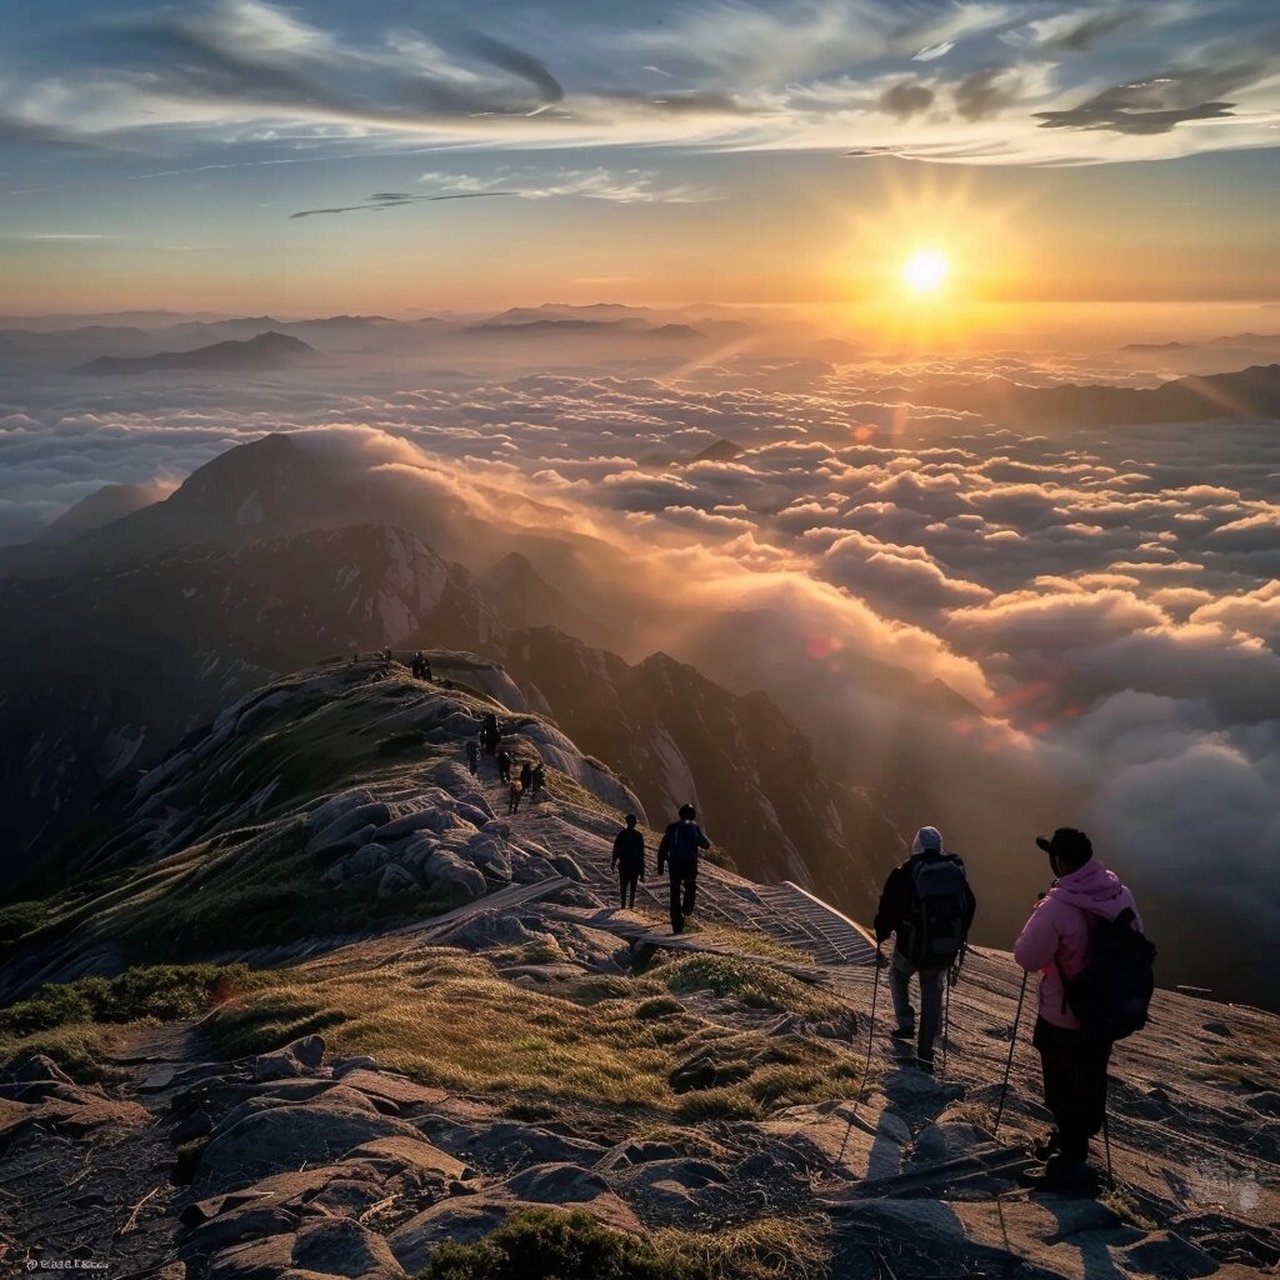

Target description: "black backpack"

left=1058, top=907, right=1156, bottom=1041
left=904, top=855, right=969, bottom=969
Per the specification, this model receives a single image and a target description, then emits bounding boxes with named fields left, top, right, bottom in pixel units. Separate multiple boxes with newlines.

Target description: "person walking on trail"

left=611, top=813, right=646, bottom=909
left=657, top=804, right=710, bottom=934
left=530, top=761, right=546, bottom=800
left=1014, top=827, right=1151, bottom=1195
left=497, top=749, right=512, bottom=784
left=464, top=739, right=479, bottom=776
left=519, top=760, right=533, bottom=792
left=507, top=778, right=524, bottom=815
left=480, top=713, right=500, bottom=757
left=874, top=825, right=976, bottom=1072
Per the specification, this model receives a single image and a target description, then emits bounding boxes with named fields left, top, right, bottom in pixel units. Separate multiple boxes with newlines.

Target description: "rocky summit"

left=1, top=658, right=1277, bottom=1278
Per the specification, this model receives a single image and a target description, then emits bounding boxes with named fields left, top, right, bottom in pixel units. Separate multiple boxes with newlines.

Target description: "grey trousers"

left=890, top=950, right=945, bottom=1057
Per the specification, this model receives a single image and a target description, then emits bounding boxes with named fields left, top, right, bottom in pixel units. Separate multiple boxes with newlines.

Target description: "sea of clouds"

left=2, top=352, right=1277, bottom=997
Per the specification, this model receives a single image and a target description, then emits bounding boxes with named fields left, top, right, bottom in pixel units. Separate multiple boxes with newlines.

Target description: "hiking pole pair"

left=992, top=968, right=1029, bottom=1138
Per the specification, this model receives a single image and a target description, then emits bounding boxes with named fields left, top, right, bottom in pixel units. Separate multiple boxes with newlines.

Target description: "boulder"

left=435, top=910, right=553, bottom=953
left=205, top=1234, right=296, bottom=1280
left=307, top=803, right=391, bottom=856
left=289, top=1035, right=327, bottom=1070
left=421, top=849, right=487, bottom=902
left=549, top=854, right=586, bottom=882
left=378, top=863, right=417, bottom=898
left=417, top=1119, right=606, bottom=1169
left=346, top=842, right=393, bottom=877
left=375, top=808, right=463, bottom=842
left=310, top=789, right=376, bottom=830
left=311, top=824, right=377, bottom=867
left=292, top=1218, right=402, bottom=1278
left=192, top=1100, right=421, bottom=1196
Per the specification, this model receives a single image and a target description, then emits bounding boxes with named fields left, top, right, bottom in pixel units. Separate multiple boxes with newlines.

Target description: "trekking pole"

left=836, top=948, right=883, bottom=1166
left=940, top=964, right=954, bottom=1083
left=993, top=968, right=1029, bottom=1138
left=1102, top=1080, right=1115, bottom=1189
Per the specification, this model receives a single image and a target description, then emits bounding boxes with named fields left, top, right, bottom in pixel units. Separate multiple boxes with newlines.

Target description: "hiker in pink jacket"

left=1014, top=827, right=1142, bottom=1193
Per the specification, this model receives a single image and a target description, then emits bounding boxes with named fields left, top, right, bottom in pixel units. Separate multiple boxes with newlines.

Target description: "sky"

left=1, top=0, right=1279, bottom=314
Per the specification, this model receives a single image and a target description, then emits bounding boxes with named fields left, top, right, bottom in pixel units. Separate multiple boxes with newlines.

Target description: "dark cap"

left=1035, top=827, right=1093, bottom=867
left=678, top=803, right=697, bottom=820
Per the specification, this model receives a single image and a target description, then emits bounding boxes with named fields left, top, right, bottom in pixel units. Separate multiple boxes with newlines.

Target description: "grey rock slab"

left=205, top=1233, right=296, bottom=1280
left=193, top=1100, right=423, bottom=1196
left=292, top=1217, right=403, bottom=1278
left=378, top=863, right=417, bottom=897
left=416, top=1118, right=606, bottom=1168
left=499, top=1161, right=612, bottom=1205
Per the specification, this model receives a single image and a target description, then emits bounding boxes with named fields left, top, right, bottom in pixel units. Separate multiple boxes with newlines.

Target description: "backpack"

left=665, top=821, right=701, bottom=867
left=904, top=855, right=969, bottom=969
left=1058, top=907, right=1156, bottom=1041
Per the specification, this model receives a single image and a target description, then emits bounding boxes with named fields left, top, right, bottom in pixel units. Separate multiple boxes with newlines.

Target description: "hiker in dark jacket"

left=519, top=760, right=533, bottom=792
left=530, top=761, right=546, bottom=800
left=480, top=713, right=500, bottom=756
left=464, top=739, right=479, bottom=776
left=611, top=813, right=645, bottom=908
left=874, top=826, right=976, bottom=1070
left=656, top=804, right=710, bottom=934
left=497, top=749, right=512, bottom=783
left=1014, top=827, right=1143, bottom=1194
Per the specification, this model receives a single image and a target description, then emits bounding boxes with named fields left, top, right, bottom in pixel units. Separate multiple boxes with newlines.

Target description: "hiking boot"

left=1032, top=1130, right=1062, bottom=1162
left=1018, top=1156, right=1098, bottom=1196
left=914, top=1053, right=935, bottom=1074
left=889, top=1025, right=915, bottom=1041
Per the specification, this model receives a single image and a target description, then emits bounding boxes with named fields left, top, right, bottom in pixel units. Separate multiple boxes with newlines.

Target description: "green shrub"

left=672, top=1088, right=763, bottom=1123
left=0, top=963, right=258, bottom=1037
left=0, top=900, right=50, bottom=945
left=635, top=996, right=684, bottom=1020
left=658, top=954, right=810, bottom=1012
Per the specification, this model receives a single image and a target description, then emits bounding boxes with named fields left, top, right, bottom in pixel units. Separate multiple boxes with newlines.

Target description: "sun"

left=902, top=249, right=949, bottom=293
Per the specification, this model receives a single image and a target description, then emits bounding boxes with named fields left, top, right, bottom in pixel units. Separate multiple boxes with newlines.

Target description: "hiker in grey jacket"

left=874, top=826, right=976, bottom=1070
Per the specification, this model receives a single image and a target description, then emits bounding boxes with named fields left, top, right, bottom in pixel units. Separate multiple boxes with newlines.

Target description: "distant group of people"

left=410, top=650, right=433, bottom=681
left=463, top=712, right=546, bottom=814
left=873, top=822, right=1151, bottom=1194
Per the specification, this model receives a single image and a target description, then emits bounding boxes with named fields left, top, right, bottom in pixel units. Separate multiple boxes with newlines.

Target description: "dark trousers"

left=669, top=866, right=697, bottom=933
left=1033, top=1017, right=1113, bottom=1164
left=619, top=872, right=639, bottom=908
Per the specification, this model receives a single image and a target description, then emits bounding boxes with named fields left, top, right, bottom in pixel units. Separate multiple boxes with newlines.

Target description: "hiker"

left=465, top=739, right=480, bottom=776
left=611, top=813, right=645, bottom=908
left=497, top=749, right=512, bottom=783
left=412, top=650, right=426, bottom=678
left=519, top=760, right=533, bottom=792
left=349, top=651, right=358, bottom=666
left=656, top=804, right=710, bottom=934
left=1014, top=827, right=1150, bottom=1194
left=480, top=713, right=500, bottom=756
left=530, top=761, right=546, bottom=800
left=422, top=657, right=433, bottom=682
left=874, top=826, right=976, bottom=1072
left=507, top=778, right=524, bottom=815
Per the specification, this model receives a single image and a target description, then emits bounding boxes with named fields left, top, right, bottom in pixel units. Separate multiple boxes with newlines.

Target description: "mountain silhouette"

left=74, top=330, right=321, bottom=375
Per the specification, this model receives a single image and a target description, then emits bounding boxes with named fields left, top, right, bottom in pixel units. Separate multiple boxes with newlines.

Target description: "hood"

left=1047, top=856, right=1131, bottom=919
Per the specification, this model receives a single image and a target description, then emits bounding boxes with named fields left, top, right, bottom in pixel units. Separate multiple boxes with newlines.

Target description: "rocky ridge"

left=1, top=662, right=1276, bottom=1278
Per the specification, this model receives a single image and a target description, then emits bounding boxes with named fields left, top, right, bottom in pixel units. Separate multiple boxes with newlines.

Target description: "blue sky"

left=2, top=0, right=1278, bottom=311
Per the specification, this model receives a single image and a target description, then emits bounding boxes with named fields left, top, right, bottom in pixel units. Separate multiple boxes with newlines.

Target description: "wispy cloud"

left=0, top=0, right=1276, bottom=165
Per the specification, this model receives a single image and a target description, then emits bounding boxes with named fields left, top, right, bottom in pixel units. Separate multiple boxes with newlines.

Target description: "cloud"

left=879, top=81, right=935, bottom=120
left=1, top=0, right=1278, bottom=165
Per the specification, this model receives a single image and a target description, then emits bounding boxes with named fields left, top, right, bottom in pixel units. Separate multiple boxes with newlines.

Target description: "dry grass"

left=201, top=942, right=868, bottom=1116
left=204, top=948, right=676, bottom=1105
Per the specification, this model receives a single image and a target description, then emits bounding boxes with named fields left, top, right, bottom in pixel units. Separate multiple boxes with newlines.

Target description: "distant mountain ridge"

left=884, top=362, right=1280, bottom=426
left=74, top=331, right=320, bottom=375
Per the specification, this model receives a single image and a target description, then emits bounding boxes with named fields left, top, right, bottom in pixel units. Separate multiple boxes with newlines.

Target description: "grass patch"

left=657, top=953, right=839, bottom=1017
left=0, top=962, right=264, bottom=1081
left=636, top=996, right=685, bottom=1021
left=673, top=1088, right=764, bottom=1123
left=424, top=1207, right=830, bottom=1280
left=0, top=900, right=50, bottom=946
left=0, top=963, right=261, bottom=1036
left=203, top=948, right=677, bottom=1106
